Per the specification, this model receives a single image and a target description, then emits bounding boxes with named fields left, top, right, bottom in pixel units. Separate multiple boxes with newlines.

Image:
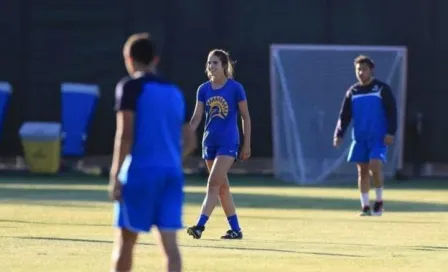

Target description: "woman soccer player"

left=187, top=49, right=252, bottom=240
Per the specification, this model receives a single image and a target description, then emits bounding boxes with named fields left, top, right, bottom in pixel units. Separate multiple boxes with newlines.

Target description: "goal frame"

left=270, top=44, right=408, bottom=181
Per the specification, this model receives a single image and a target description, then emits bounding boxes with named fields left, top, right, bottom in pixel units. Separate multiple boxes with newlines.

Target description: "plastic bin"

left=19, top=122, right=61, bottom=174
left=0, top=82, right=12, bottom=140
left=61, top=83, right=100, bottom=157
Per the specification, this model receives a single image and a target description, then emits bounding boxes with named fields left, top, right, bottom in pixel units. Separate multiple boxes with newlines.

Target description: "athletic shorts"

left=202, top=145, right=239, bottom=160
left=347, top=139, right=387, bottom=163
left=113, top=158, right=184, bottom=233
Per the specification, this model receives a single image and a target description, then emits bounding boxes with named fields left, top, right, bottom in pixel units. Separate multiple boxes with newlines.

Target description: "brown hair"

left=206, top=49, right=235, bottom=78
left=124, top=32, right=156, bottom=65
left=354, top=55, right=375, bottom=69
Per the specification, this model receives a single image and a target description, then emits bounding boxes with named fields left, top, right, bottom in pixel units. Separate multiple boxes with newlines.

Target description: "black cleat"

left=372, top=201, right=384, bottom=216
left=187, top=225, right=205, bottom=239
left=220, top=230, right=243, bottom=240
left=360, top=206, right=372, bottom=216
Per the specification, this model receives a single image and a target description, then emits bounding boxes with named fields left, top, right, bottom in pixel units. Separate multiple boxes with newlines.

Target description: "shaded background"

left=0, top=0, right=446, bottom=166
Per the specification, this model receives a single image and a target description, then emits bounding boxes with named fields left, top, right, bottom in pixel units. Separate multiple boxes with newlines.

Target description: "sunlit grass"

left=0, top=177, right=447, bottom=272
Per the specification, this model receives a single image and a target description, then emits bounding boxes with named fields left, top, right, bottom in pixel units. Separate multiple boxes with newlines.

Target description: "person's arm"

left=237, top=83, right=251, bottom=160
left=109, top=80, right=139, bottom=184
left=381, top=85, right=397, bottom=136
left=189, top=85, right=205, bottom=131
left=334, top=90, right=352, bottom=139
left=180, top=92, right=197, bottom=157
left=183, top=124, right=197, bottom=158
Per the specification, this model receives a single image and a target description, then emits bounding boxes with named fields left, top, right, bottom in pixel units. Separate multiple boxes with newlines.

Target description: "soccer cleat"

left=360, top=206, right=372, bottom=216
left=372, top=201, right=384, bottom=216
left=187, top=225, right=205, bottom=239
left=221, top=230, right=243, bottom=240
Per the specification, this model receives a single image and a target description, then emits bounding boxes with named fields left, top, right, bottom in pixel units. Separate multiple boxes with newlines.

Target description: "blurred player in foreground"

left=187, top=49, right=251, bottom=239
left=333, top=55, right=397, bottom=216
left=108, top=32, right=197, bottom=272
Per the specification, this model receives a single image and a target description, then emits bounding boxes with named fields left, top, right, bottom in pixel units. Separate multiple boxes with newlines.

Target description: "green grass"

left=0, top=176, right=447, bottom=272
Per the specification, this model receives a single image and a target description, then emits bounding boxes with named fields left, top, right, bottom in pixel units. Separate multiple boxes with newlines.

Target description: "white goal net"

left=270, top=44, right=407, bottom=185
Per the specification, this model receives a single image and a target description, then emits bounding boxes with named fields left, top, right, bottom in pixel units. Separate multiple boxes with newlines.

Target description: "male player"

left=108, top=32, right=197, bottom=272
left=333, top=55, right=397, bottom=216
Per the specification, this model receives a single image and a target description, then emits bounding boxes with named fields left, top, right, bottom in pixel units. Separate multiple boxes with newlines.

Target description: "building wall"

left=0, top=0, right=446, bottom=162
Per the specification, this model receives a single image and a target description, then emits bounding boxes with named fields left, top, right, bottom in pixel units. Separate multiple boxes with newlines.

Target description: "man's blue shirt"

left=334, top=79, right=397, bottom=141
left=115, top=73, right=186, bottom=169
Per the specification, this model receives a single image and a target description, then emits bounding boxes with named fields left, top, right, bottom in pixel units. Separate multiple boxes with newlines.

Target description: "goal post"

left=270, top=44, right=408, bottom=185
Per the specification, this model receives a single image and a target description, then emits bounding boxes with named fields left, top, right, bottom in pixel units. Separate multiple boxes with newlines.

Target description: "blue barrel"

left=61, top=83, right=100, bottom=157
left=0, top=82, right=12, bottom=140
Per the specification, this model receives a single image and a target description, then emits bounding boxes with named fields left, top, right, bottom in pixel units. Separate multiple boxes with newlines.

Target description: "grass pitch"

left=0, top=176, right=447, bottom=272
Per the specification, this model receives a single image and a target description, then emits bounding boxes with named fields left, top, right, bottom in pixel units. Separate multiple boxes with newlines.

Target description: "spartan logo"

left=206, top=96, right=229, bottom=120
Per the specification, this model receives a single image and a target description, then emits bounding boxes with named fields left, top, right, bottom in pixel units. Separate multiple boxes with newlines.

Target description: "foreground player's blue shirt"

left=115, top=72, right=186, bottom=169
left=334, top=79, right=397, bottom=141
left=197, top=79, right=247, bottom=147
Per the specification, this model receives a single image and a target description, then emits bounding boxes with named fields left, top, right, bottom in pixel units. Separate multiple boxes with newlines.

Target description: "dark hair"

left=206, top=49, right=235, bottom=78
left=124, top=32, right=156, bottom=65
left=354, top=55, right=375, bottom=69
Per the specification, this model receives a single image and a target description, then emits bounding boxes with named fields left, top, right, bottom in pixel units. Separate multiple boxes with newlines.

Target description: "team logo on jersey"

left=372, top=85, right=382, bottom=92
left=206, top=96, right=229, bottom=119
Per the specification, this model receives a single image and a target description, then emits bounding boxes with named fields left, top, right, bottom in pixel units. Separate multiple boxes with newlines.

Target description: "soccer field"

left=0, top=176, right=447, bottom=272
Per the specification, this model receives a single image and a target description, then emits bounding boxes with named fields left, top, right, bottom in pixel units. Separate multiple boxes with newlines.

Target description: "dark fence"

left=0, top=0, right=447, bottom=162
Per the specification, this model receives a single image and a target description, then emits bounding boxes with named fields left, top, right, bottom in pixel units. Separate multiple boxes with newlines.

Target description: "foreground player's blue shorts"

left=202, top=145, right=239, bottom=160
left=114, top=162, right=184, bottom=233
left=347, top=139, right=387, bottom=163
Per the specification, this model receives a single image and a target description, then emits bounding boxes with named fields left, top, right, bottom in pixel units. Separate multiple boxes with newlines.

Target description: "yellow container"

left=19, top=122, right=61, bottom=174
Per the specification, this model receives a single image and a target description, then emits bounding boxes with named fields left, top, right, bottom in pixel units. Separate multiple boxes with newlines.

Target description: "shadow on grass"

left=14, top=236, right=448, bottom=256
left=242, top=239, right=448, bottom=252
left=0, top=219, right=109, bottom=227
left=242, top=216, right=444, bottom=225
left=11, top=236, right=365, bottom=257
left=188, top=176, right=448, bottom=191
left=413, top=246, right=448, bottom=252
left=0, top=175, right=107, bottom=185
left=1, top=186, right=447, bottom=212
left=1, top=174, right=448, bottom=190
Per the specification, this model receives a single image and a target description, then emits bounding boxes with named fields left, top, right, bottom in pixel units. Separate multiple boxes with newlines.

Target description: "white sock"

left=375, top=187, right=383, bottom=202
left=360, top=193, right=370, bottom=207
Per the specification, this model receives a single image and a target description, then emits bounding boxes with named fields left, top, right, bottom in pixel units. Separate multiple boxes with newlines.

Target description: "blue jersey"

left=334, top=79, right=397, bottom=141
left=115, top=72, right=186, bottom=170
left=197, top=79, right=247, bottom=147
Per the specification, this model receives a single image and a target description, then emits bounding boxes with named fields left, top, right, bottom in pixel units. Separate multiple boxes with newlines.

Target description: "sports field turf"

left=0, top=176, right=447, bottom=272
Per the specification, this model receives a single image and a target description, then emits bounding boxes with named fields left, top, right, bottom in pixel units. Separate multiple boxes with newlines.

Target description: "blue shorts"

left=347, top=139, right=387, bottom=163
left=202, top=145, right=239, bottom=160
left=114, top=160, right=184, bottom=233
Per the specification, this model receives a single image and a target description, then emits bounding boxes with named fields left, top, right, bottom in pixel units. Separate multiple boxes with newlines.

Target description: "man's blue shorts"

left=202, top=145, right=239, bottom=160
left=114, top=158, right=184, bottom=233
left=347, top=139, right=387, bottom=163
